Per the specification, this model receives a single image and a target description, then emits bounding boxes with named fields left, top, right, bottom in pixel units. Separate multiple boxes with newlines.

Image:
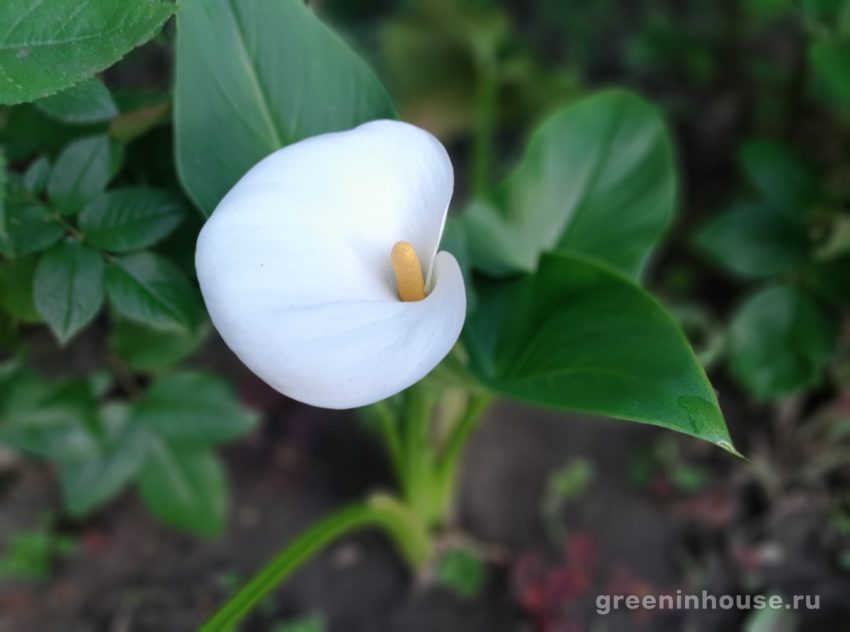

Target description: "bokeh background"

left=2, top=1, right=850, bottom=630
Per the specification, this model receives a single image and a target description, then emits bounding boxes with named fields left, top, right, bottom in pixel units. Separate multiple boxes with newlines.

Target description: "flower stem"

left=402, top=385, right=438, bottom=525
left=471, top=61, right=497, bottom=196
left=432, top=392, right=492, bottom=519
left=201, top=495, right=429, bottom=631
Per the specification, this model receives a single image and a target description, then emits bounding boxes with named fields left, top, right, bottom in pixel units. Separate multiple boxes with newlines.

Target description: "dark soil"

left=2, top=377, right=850, bottom=631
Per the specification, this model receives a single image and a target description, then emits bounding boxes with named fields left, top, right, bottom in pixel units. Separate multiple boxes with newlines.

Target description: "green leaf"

left=739, top=139, right=818, bottom=214
left=60, top=403, right=152, bottom=516
left=729, top=285, right=837, bottom=399
left=79, top=187, right=185, bottom=252
left=34, top=77, right=118, bottom=124
left=22, top=156, right=51, bottom=194
left=436, top=548, right=485, bottom=600
left=810, top=38, right=850, bottom=104
left=0, top=371, right=98, bottom=461
left=463, top=90, right=675, bottom=278
left=465, top=252, right=736, bottom=451
left=133, top=372, right=259, bottom=444
left=0, top=256, right=41, bottom=322
left=137, top=441, right=227, bottom=537
left=696, top=202, right=809, bottom=278
left=4, top=204, right=64, bottom=256
left=272, top=616, right=326, bottom=632
left=174, top=0, right=395, bottom=215
left=105, top=251, right=201, bottom=331
left=47, top=135, right=114, bottom=215
left=110, top=318, right=208, bottom=371
left=0, top=0, right=175, bottom=104
left=33, top=239, right=105, bottom=344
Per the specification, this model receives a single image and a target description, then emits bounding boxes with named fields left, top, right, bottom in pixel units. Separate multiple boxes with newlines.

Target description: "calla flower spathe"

left=195, top=121, right=466, bottom=409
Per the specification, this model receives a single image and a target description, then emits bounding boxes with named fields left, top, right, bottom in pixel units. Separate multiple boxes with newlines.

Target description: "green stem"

left=471, top=63, right=497, bottom=196
left=431, top=393, right=492, bottom=519
left=402, top=386, right=437, bottom=523
left=370, top=399, right=405, bottom=488
left=201, top=495, right=429, bottom=632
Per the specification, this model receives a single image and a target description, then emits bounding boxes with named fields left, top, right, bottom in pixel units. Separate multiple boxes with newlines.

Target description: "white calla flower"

left=195, top=120, right=466, bottom=409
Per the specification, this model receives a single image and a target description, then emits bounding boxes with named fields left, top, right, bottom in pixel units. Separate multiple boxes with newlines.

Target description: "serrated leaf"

left=465, top=252, right=736, bottom=451
left=79, top=187, right=185, bottom=252
left=33, top=239, right=105, bottom=344
left=463, top=90, right=675, bottom=278
left=5, top=204, right=64, bottom=256
left=105, top=251, right=201, bottom=331
left=174, top=0, right=395, bottom=215
left=137, top=441, right=227, bottom=537
left=0, top=0, right=175, bottom=104
left=47, top=135, right=113, bottom=215
left=133, top=372, right=259, bottom=444
left=35, top=77, right=118, bottom=124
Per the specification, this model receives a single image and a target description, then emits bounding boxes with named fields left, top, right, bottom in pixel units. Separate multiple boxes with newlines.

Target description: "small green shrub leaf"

left=0, top=0, right=175, bottom=104
left=105, top=252, right=201, bottom=331
left=33, top=239, right=105, bottom=344
left=79, top=187, right=185, bottom=252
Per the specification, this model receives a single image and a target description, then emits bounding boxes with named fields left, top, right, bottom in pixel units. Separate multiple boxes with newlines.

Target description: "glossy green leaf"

left=739, top=139, right=818, bottom=214
left=465, top=252, right=735, bottom=451
left=79, top=187, right=185, bottom=252
left=110, top=318, right=208, bottom=371
left=137, top=441, right=227, bottom=537
left=105, top=251, right=201, bottom=331
left=133, top=372, right=259, bottom=445
left=0, top=0, right=175, bottom=104
left=174, top=0, right=395, bottom=215
left=696, top=202, right=809, bottom=278
left=4, top=204, right=64, bottom=256
left=463, top=90, right=675, bottom=278
left=729, top=285, right=837, bottom=399
left=34, top=77, right=118, bottom=124
left=60, top=403, right=152, bottom=516
left=33, top=239, right=105, bottom=344
left=22, top=156, right=51, bottom=194
left=47, top=135, right=113, bottom=215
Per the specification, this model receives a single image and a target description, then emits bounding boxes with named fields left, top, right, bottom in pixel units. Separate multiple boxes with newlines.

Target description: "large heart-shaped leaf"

left=175, top=0, right=395, bottom=216
left=463, top=90, right=675, bottom=279
left=464, top=252, right=736, bottom=451
left=0, top=0, right=174, bottom=104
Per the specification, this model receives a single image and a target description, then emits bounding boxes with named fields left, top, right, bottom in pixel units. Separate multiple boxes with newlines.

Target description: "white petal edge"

left=196, top=121, right=465, bottom=408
